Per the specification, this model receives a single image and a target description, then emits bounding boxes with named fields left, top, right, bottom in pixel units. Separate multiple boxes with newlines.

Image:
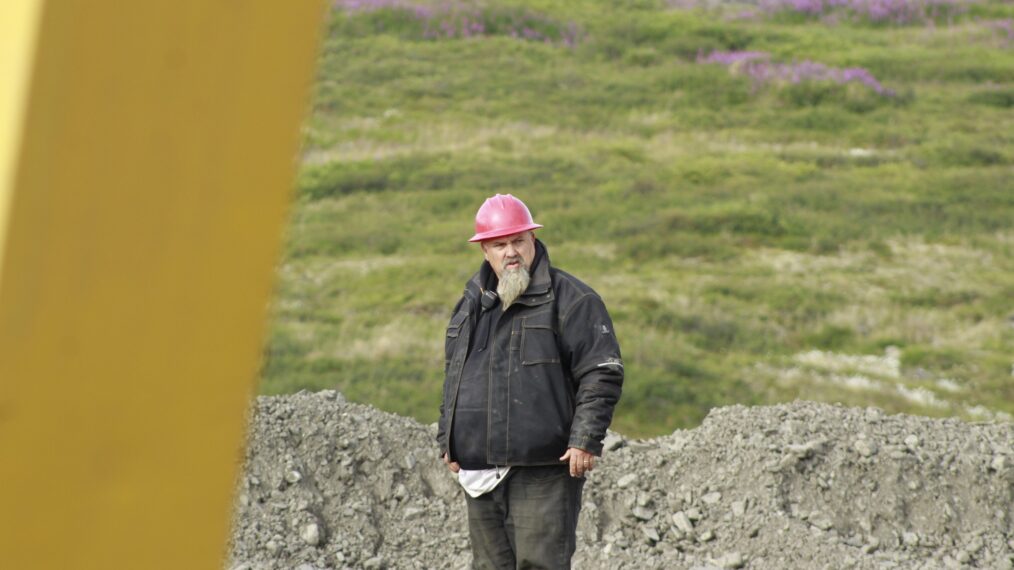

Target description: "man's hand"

left=442, top=453, right=460, bottom=474
left=559, top=447, right=596, bottom=478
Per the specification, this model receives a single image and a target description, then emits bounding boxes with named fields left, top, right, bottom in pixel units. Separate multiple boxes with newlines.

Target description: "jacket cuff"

left=568, top=433, right=603, bottom=456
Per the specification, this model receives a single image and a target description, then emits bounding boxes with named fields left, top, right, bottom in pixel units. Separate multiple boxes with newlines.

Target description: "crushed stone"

left=228, top=391, right=1013, bottom=569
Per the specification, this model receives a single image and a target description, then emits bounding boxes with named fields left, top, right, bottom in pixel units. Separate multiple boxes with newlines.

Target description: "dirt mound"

left=228, top=392, right=1012, bottom=569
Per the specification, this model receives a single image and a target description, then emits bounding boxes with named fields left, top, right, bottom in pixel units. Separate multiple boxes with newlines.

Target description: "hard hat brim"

left=468, top=223, right=543, bottom=243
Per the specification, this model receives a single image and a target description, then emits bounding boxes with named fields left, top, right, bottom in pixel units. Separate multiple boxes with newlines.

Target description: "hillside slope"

left=263, top=0, right=1014, bottom=436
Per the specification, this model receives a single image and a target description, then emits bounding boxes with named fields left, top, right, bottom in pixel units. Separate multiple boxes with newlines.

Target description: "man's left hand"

left=560, top=447, right=596, bottom=478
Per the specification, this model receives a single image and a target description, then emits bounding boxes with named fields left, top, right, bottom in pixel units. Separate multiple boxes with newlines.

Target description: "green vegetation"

left=262, top=0, right=1014, bottom=437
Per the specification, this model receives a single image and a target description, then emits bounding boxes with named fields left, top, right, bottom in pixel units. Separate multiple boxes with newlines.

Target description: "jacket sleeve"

left=559, top=293, right=623, bottom=455
left=436, top=296, right=467, bottom=452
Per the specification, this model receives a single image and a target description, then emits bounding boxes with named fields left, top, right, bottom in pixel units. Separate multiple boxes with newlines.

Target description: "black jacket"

left=437, top=240, right=623, bottom=465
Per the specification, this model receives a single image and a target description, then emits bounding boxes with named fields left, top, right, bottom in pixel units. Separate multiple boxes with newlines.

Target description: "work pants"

left=464, top=465, right=584, bottom=570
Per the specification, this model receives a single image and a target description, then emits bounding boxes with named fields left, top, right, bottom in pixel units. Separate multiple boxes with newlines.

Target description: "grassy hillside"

left=261, top=0, right=1014, bottom=437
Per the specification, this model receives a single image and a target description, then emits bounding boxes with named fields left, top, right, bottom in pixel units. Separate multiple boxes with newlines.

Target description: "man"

left=437, top=193, right=623, bottom=570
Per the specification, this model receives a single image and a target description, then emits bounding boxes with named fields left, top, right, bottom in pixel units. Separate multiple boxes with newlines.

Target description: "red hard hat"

left=468, top=194, right=543, bottom=242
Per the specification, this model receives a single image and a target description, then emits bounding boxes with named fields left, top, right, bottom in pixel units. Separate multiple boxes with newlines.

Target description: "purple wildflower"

left=412, top=5, right=434, bottom=19
left=334, top=0, right=581, bottom=47
left=697, top=50, right=771, bottom=65
left=334, top=0, right=408, bottom=11
left=694, top=0, right=978, bottom=25
left=699, top=50, right=895, bottom=96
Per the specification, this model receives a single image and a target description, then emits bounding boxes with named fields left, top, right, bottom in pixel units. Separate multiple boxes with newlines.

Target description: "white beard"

left=497, top=265, right=531, bottom=310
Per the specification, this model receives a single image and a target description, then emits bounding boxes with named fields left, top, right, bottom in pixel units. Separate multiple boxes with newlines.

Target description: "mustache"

left=501, top=256, right=524, bottom=271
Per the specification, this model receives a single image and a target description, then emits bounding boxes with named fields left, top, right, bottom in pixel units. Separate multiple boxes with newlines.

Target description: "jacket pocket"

left=445, top=311, right=469, bottom=371
left=446, top=310, right=468, bottom=338
left=521, top=312, right=560, bottom=365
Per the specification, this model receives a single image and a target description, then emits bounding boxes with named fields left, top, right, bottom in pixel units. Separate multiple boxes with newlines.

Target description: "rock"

left=632, top=506, right=655, bottom=521
left=363, top=556, right=384, bottom=569
left=990, top=454, right=1007, bottom=471
left=785, top=439, right=826, bottom=458
left=854, top=439, right=877, bottom=457
left=672, top=511, right=694, bottom=534
left=731, top=501, right=746, bottom=517
left=300, top=522, right=321, bottom=546
left=285, top=470, right=302, bottom=484
left=809, top=515, right=833, bottom=531
left=617, top=473, right=638, bottom=489
left=686, top=508, right=702, bottom=521
left=393, top=483, right=408, bottom=501
left=712, top=552, right=745, bottom=569
left=701, top=492, right=722, bottom=505
left=603, top=432, right=626, bottom=452
left=642, top=526, right=661, bottom=543
left=403, top=506, right=425, bottom=520
left=698, top=530, right=715, bottom=542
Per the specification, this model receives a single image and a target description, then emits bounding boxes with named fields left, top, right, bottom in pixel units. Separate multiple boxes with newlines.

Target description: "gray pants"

left=464, top=465, right=585, bottom=570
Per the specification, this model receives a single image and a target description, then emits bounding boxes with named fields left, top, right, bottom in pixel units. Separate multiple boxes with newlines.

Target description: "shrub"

left=968, top=87, right=1014, bottom=108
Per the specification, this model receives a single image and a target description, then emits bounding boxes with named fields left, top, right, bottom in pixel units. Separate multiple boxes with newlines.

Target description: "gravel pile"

left=228, top=391, right=1012, bottom=570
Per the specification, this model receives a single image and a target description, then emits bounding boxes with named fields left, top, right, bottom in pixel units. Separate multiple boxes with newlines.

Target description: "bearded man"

left=437, top=194, right=624, bottom=570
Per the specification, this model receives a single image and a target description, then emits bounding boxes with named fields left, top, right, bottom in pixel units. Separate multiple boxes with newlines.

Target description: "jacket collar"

left=522, top=239, right=552, bottom=297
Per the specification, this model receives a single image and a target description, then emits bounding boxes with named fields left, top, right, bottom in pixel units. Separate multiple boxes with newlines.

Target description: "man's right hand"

left=442, top=453, right=460, bottom=473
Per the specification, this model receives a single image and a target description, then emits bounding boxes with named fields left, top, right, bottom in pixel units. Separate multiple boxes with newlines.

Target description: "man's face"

left=481, top=231, right=536, bottom=279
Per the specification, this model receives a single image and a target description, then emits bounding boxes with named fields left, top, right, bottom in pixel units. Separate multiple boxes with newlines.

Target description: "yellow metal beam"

left=0, top=2, right=327, bottom=569
left=0, top=1, right=44, bottom=267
